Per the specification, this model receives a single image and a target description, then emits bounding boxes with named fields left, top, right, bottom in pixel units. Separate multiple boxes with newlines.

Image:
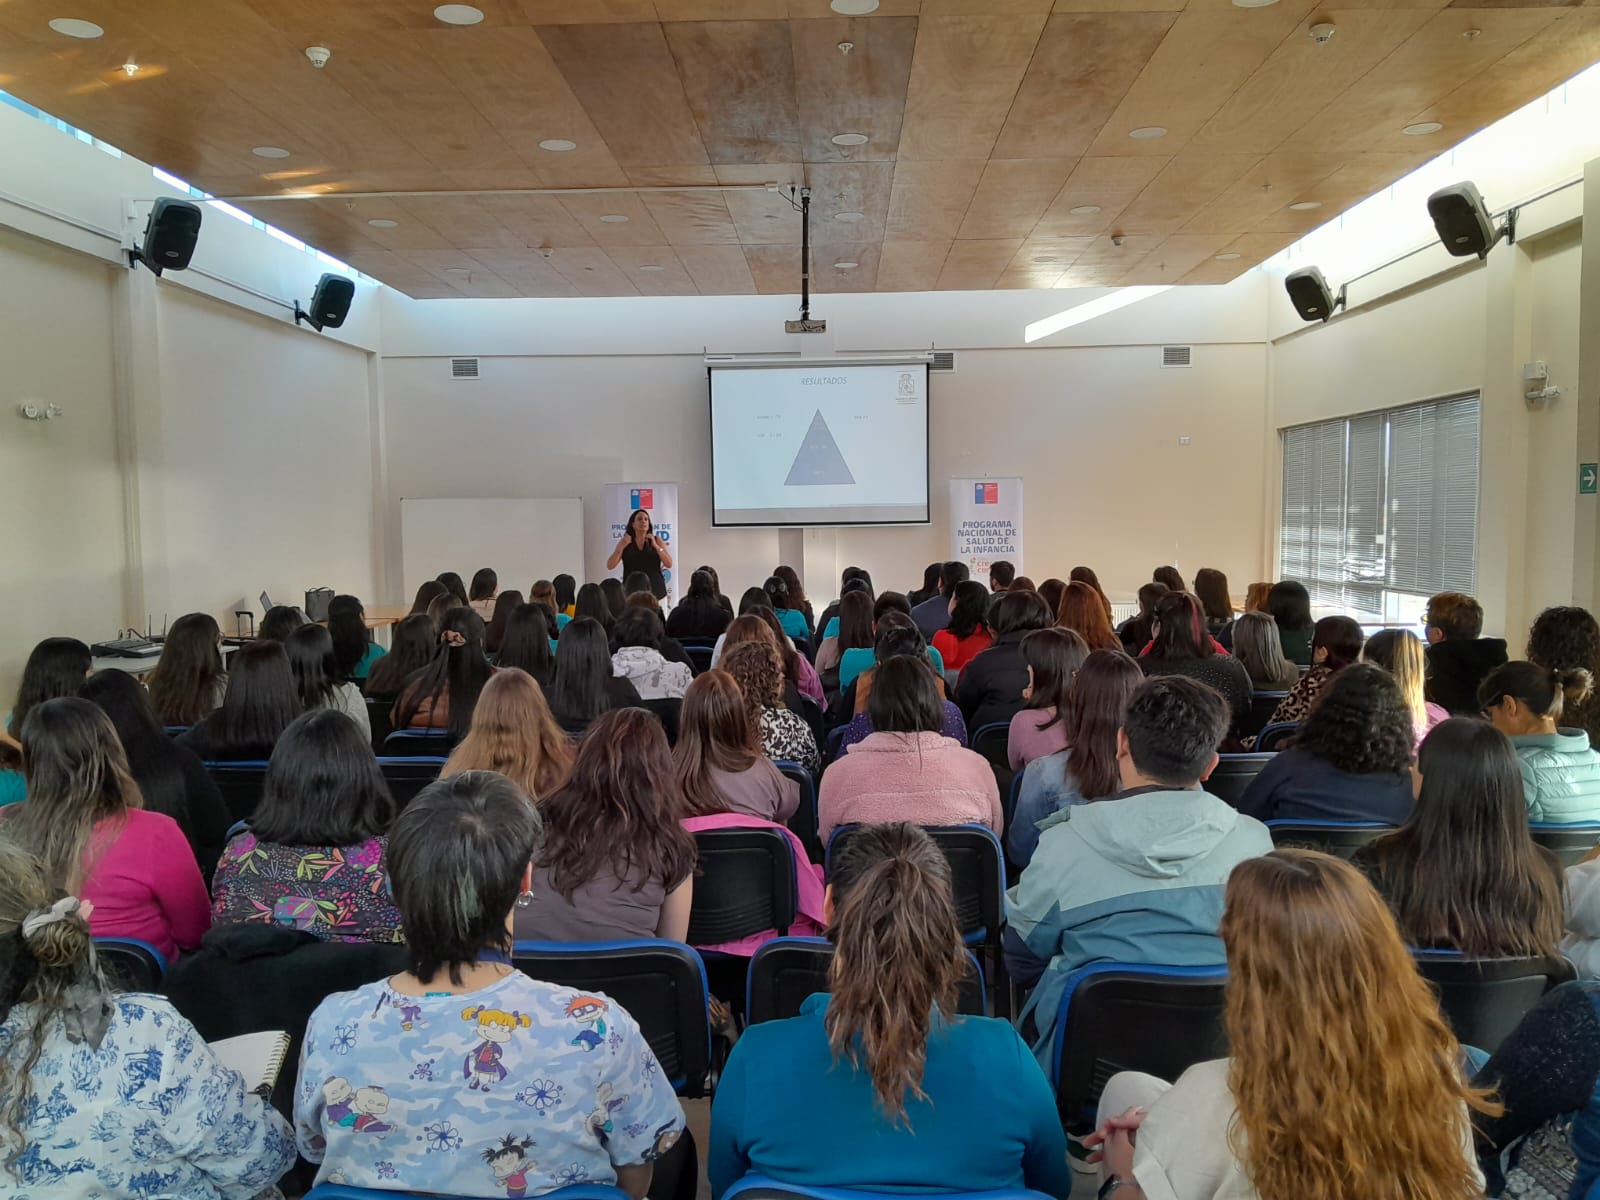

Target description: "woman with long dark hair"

left=575, top=580, right=614, bottom=635
left=393, top=607, right=493, bottom=739
left=81, top=668, right=230, bottom=875
left=484, top=588, right=524, bottom=656
left=1008, top=649, right=1144, bottom=868
left=816, top=586, right=873, bottom=682
left=9, top=697, right=210, bottom=960
left=1008, top=628, right=1089, bottom=770
left=259, top=605, right=307, bottom=643
left=817, top=566, right=874, bottom=642
left=1116, top=581, right=1169, bottom=656
left=907, top=562, right=943, bottom=608
left=955, top=589, right=1055, bottom=731
left=1352, top=718, right=1563, bottom=957
left=1140, top=592, right=1253, bottom=727
left=552, top=572, right=578, bottom=617
left=528, top=579, right=571, bottom=630
left=709, top=823, right=1069, bottom=1200
left=1084, top=851, right=1491, bottom=1200
left=468, top=566, right=498, bottom=606
left=933, top=579, right=994, bottom=672
left=443, top=668, right=572, bottom=803
left=548, top=616, right=642, bottom=734
left=328, top=594, right=386, bottom=684
left=833, top=617, right=967, bottom=754
left=495, top=602, right=558, bottom=687
left=177, top=639, right=302, bottom=762
left=1480, top=660, right=1600, bottom=823
left=8, top=636, right=92, bottom=739
left=1055, top=580, right=1120, bottom=652
left=1528, top=606, right=1600, bottom=746
left=1239, top=663, right=1416, bottom=824
left=1152, top=565, right=1185, bottom=593
left=834, top=592, right=945, bottom=693
left=666, top=568, right=733, bottom=641
left=1037, top=579, right=1067, bottom=621
left=212, top=710, right=403, bottom=943
left=774, top=565, right=815, bottom=635
left=436, top=571, right=470, bottom=606
left=1069, top=565, right=1114, bottom=624
left=1192, top=567, right=1235, bottom=646
left=762, top=574, right=810, bottom=642
left=287, top=623, right=370, bottom=738
left=607, top=508, right=672, bottom=600
left=601, top=577, right=629, bottom=623
left=517, top=708, right=695, bottom=942
left=1252, top=614, right=1364, bottom=737
left=363, top=613, right=436, bottom=700
left=1266, top=579, right=1316, bottom=666
left=409, top=578, right=447, bottom=615
left=146, top=613, right=226, bottom=726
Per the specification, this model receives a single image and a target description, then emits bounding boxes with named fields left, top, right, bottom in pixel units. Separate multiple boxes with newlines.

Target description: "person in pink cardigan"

left=3, top=698, right=210, bottom=962
left=819, top=656, right=1002, bottom=842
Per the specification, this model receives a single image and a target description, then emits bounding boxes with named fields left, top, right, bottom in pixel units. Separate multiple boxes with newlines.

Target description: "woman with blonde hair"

left=1364, top=627, right=1447, bottom=748
left=1087, top=849, right=1493, bottom=1200
left=442, top=669, right=572, bottom=802
left=1229, top=611, right=1300, bottom=691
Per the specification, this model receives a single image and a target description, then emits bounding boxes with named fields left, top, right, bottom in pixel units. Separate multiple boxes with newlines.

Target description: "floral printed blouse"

left=211, top=831, right=405, bottom=944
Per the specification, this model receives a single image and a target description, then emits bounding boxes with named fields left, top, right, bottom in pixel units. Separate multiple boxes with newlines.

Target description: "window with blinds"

left=1279, top=394, right=1480, bottom=620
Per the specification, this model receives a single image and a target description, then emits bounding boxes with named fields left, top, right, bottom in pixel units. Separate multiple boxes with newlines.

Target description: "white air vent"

left=450, top=357, right=480, bottom=380
left=1161, top=345, right=1192, bottom=368
left=930, top=350, right=957, bottom=373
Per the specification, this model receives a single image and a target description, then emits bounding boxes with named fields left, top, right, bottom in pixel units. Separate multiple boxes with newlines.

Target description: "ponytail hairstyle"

left=1363, top=629, right=1430, bottom=735
left=673, top=671, right=761, bottom=818
left=1310, top=615, right=1365, bottom=672
left=825, top=823, right=968, bottom=1125
left=0, top=839, right=111, bottom=1173
left=1479, top=659, right=1595, bottom=724
left=552, top=574, right=578, bottom=612
left=395, top=607, right=493, bottom=739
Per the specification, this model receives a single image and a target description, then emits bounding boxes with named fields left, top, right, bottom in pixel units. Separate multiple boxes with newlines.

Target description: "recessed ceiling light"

left=598, top=214, right=629, bottom=224
left=1288, top=200, right=1322, bottom=211
left=252, top=146, right=291, bottom=159
left=49, top=17, right=103, bottom=38
left=121, top=61, right=139, bottom=76
left=538, top=138, right=577, bottom=152
left=833, top=260, right=859, bottom=269
left=830, top=133, right=869, bottom=147
left=833, top=211, right=865, bottom=223
left=1402, top=121, right=1443, bottom=136
left=1128, top=126, right=1167, bottom=140
left=1032, top=256, right=1059, bottom=263
left=1214, top=252, right=1242, bottom=261
left=433, top=4, right=485, bottom=25
left=638, top=264, right=665, bottom=272
left=367, top=218, right=399, bottom=229
left=1068, top=205, right=1102, bottom=216
left=830, top=0, right=880, bottom=12
left=1231, top=0, right=1280, bottom=8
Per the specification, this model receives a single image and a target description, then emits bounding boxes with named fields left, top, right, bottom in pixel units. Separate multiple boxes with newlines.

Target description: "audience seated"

left=493, top=601, right=558, bottom=686
left=722, top=641, right=820, bottom=775
left=287, top=623, right=371, bottom=739
left=956, top=588, right=1055, bottom=731
left=259, top=604, right=308, bottom=643
left=483, top=588, right=524, bottom=656
left=1193, top=567, right=1236, bottom=648
left=1352, top=718, right=1563, bottom=957
left=764, top=573, right=812, bottom=641
left=911, top=560, right=969, bottom=639
left=774, top=567, right=815, bottom=632
left=818, top=656, right=1000, bottom=840
left=1264, top=580, right=1316, bottom=666
left=1069, top=566, right=1114, bottom=622
left=817, top=566, right=873, bottom=643
left=672, top=671, right=799, bottom=823
left=1243, top=581, right=1271, bottom=612
left=7, top=636, right=92, bottom=744
left=907, top=561, right=943, bottom=608
left=720, top=614, right=816, bottom=718
left=1116, top=582, right=1169, bottom=657
left=1480, top=660, right=1600, bottom=824
left=436, top=570, right=471, bottom=606
left=1250, top=614, right=1364, bottom=737
left=1139, top=592, right=1253, bottom=727
left=1054, top=579, right=1121, bottom=653
left=0, top=839, right=296, bottom=1195
left=409, top=578, right=447, bottom=615
left=1425, top=590, right=1509, bottom=715
left=746, top=605, right=825, bottom=705
left=830, top=618, right=967, bottom=755
left=296, top=770, right=687, bottom=1198
left=81, top=669, right=230, bottom=876
left=1529, top=606, right=1600, bottom=748
left=709, top=823, right=1070, bottom=1200
left=548, top=616, right=642, bottom=734
left=699, top=564, right=735, bottom=616
left=815, top=585, right=871, bottom=682
left=1364, top=628, right=1447, bottom=748
left=177, top=639, right=301, bottom=762
left=990, top=559, right=1017, bottom=593
left=529, top=579, right=573, bottom=629
left=7, top=697, right=209, bottom=960
left=361, top=612, right=436, bottom=699
left=329, top=594, right=387, bottom=684
left=517, top=708, right=695, bottom=943
left=1008, top=650, right=1144, bottom=869
left=612, top=606, right=694, bottom=700
left=427, top=590, right=465, bottom=629
left=601, top=577, right=630, bottom=623
left=470, top=567, right=499, bottom=608
left=145, top=612, right=227, bottom=726
left=836, top=593, right=946, bottom=691
left=576, top=580, right=615, bottom=635
left=1237, top=663, right=1416, bottom=824
left=1087, top=851, right=1490, bottom=1200
left=442, top=669, right=573, bottom=803
left=393, top=606, right=493, bottom=737
left=1228, top=610, right=1301, bottom=691
left=1008, top=628, right=1089, bottom=770
left=1152, top=565, right=1185, bottom=593
left=666, top=568, right=733, bottom=640
left=553, top=572, right=578, bottom=618
left=212, top=710, right=403, bottom=944
left=931, top=579, right=995, bottom=671
left=1038, top=577, right=1067, bottom=619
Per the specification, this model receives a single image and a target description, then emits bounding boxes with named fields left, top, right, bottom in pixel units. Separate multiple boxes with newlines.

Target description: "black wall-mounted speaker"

left=1428, top=182, right=1501, bottom=259
left=136, top=198, right=202, bottom=275
left=1285, top=267, right=1343, bottom=323
left=302, top=273, right=355, bottom=332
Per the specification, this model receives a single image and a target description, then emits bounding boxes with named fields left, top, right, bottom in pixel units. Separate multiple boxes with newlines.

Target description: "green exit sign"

left=1582, top=463, right=1599, bottom=495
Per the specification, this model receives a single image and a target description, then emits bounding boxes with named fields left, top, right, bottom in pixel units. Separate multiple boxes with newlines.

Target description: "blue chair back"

left=95, top=938, right=167, bottom=991
left=1052, top=963, right=1229, bottom=1134
left=826, top=824, right=1003, bottom=947
left=641, top=697, right=682, bottom=746
left=383, top=728, right=457, bottom=756
left=1412, top=950, right=1575, bottom=1054
left=377, top=756, right=446, bottom=809
left=1266, top=819, right=1394, bottom=858
left=1004, top=769, right=1023, bottom=835
left=775, top=760, right=820, bottom=864
left=687, top=828, right=799, bottom=947
left=724, top=1174, right=1057, bottom=1200
left=308, top=1185, right=632, bottom=1200
left=1254, top=721, right=1300, bottom=752
left=684, top=645, right=714, bottom=675
left=511, top=939, right=711, bottom=1097
left=203, top=761, right=271, bottom=824
left=1238, top=691, right=1289, bottom=739
left=747, top=936, right=987, bottom=1023
left=969, top=722, right=1011, bottom=771
left=1203, top=754, right=1274, bottom=808
left=824, top=725, right=850, bottom=763
left=1530, top=823, right=1600, bottom=866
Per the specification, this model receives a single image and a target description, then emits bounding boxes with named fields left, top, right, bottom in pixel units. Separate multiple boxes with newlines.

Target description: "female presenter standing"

left=608, top=508, right=672, bottom=600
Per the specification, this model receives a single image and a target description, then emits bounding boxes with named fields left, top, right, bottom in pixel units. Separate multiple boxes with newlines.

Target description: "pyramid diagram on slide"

left=785, top=409, right=856, bottom=486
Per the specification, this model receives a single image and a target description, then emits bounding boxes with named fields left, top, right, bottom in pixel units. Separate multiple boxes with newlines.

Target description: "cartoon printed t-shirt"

left=295, top=970, right=686, bottom=1197
left=211, top=832, right=404, bottom=944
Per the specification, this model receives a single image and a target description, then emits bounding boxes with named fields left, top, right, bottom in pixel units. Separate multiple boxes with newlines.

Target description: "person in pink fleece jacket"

left=819, top=656, right=1002, bottom=841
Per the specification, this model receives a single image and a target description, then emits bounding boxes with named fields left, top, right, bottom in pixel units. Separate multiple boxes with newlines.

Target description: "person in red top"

left=4, top=697, right=210, bottom=962
left=932, top=580, right=994, bottom=673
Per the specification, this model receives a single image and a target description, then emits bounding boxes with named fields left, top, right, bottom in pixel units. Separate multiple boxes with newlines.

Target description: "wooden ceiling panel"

left=602, top=245, right=700, bottom=295
left=742, top=244, right=806, bottom=294
left=237, top=0, right=527, bottom=37
left=470, top=195, right=597, bottom=249
left=663, top=21, right=802, bottom=165
left=1033, top=156, right=1169, bottom=236
left=812, top=243, right=883, bottom=292
left=403, top=249, right=524, bottom=297
left=806, top=161, right=896, bottom=242
left=877, top=241, right=952, bottom=291
left=676, top=244, right=759, bottom=294
left=787, top=0, right=921, bottom=15
left=1181, top=151, right=1350, bottom=236
left=885, top=161, right=986, bottom=240
left=388, top=197, right=526, bottom=250
left=1115, top=231, right=1236, bottom=284
left=719, top=164, right=808, bottom=243
left=993, top=13, right=1178, bottom=160
left=791, top=16, right=918, bottom=163
left=514, top=0, right=657, bottom=20
left=1114, top=153, right=1264, bottom=236
left=558, top=193, right=670, bottom=245
left=957, top=159, right=1076, bottom=239
left=465, top=249, right=580, bottom=297
left=544, top=246, right=643, bottom=296
left=936, top=238, right=1025, bottom=289
left=898, top=14, right=1049, bottom=161
left=639, top=192, right=744, bottom=244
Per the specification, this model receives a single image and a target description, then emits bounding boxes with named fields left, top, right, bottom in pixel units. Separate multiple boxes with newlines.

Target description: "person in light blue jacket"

left=1482, top=660, right=1600, bottom=824
left=1005, top=675, right=1273, bottom=1065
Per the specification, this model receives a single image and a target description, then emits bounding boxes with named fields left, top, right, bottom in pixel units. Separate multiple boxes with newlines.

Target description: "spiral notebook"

left=211, top=1030, right=292, bottom=1095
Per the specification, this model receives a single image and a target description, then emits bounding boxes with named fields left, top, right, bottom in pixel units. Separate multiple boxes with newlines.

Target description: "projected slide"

left=710, top=363, right=929, bottom=526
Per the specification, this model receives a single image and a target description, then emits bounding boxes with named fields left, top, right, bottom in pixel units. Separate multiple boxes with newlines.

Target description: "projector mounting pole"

left=799, top=187, right=812, bottom=322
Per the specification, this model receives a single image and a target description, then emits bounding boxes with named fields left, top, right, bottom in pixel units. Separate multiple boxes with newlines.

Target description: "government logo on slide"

left=631, top=488, right=653, bottom=509
left=974, top=482, right=1000, bottom=504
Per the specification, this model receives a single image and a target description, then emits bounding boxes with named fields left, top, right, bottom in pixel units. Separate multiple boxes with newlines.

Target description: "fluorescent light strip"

left=1024, top=285, right=1173, bottom=344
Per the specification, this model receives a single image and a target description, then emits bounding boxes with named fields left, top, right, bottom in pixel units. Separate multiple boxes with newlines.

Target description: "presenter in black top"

left=607, top=508, right=672, bottom=600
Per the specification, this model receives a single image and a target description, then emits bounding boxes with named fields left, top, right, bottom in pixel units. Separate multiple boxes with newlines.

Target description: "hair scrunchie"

left=441, top=630, right=466, bottom=648
left=21, top=896, right=82, bottom=939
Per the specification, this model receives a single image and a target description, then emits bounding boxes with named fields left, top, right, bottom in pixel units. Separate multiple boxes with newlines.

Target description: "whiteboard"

left=400, top=498, right=585, bottom=601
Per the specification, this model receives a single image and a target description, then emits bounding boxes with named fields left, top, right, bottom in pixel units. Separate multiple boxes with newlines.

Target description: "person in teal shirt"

left=0, top=770, right=22, bottom=808
left=708, top=823, right=1071, bottom=1200
left=764, top=576, right=812, bottom=643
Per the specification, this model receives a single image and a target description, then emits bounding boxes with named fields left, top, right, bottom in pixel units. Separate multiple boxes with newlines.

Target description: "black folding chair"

left=641, top=698, right=682, bottom=746
left=969, top=721, right=1016, bottom=809
left=95, top=938, right=166, bottom=991
left=1530, top=823, right=1600, bottom=866
left=1203, top=754, right=1276, bottom=808
left=684, top=646, right=714, bottom=676
left=377, top=756, right=446, bottom=810
left=1237, top=691, right=1289, bottom=740
left=365, top=697, right=394, bottom=752
left=204, top=761, right=271, bottom=824
left=746, top=936, right=987, bottom=1023
left=1267, top=819, right=1394, bottom=858
left=775, top=760, right=821, bottom=864
left=687, top=828, right=799, bottom=947
left=1050, top=964, right=1230, bottom=1134
left=511, top=939, right=712, bottom=1097
left=383, top=728, right=457, bottom=757
left=1412, top=951, right=1575, bottom=1054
